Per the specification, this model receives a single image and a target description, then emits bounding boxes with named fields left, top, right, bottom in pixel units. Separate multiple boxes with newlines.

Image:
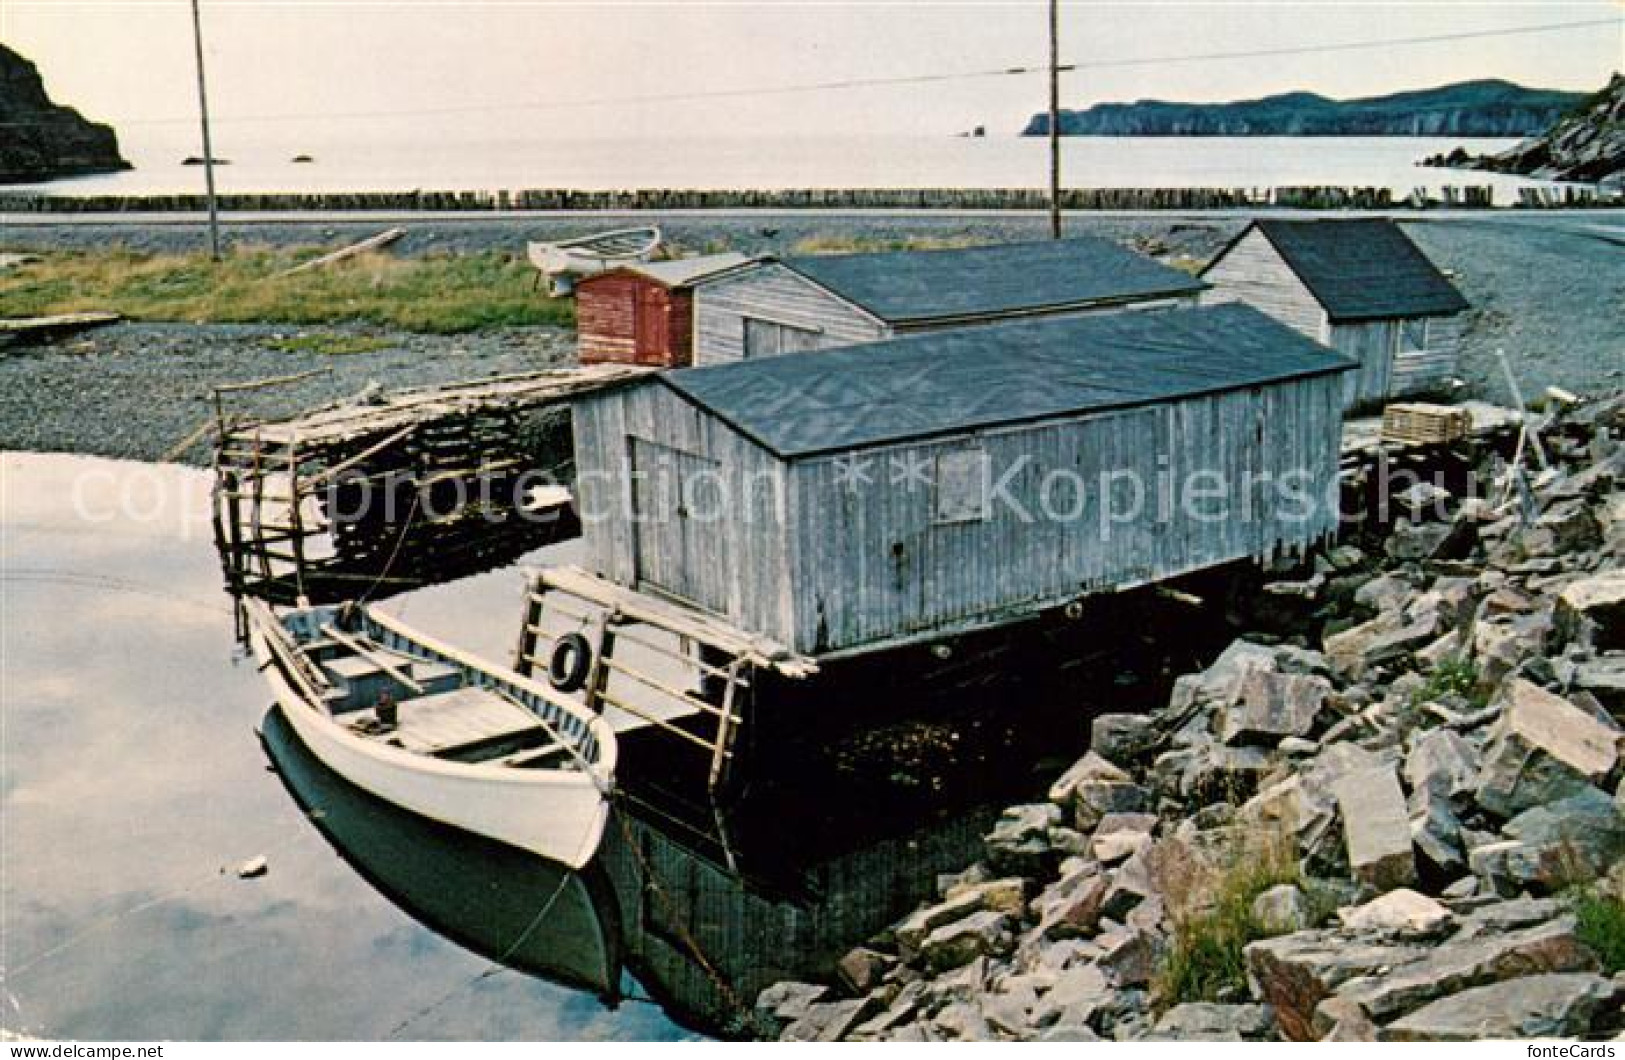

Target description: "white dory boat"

left=526, top=225, right=663, bottom=296
left=244, top=599, right=616, bottom=869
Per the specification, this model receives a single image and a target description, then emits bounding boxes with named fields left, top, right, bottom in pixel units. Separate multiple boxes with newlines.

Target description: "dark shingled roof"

left=778, top=236, right=1207, bottom=323
left=659, top=303, right=1355, bottom=459
left=1243, top=219, right=1468, bottom=323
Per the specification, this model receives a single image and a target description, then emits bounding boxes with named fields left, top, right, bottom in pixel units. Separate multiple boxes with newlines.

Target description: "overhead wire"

left=0, top=15, right=1615, bottom=129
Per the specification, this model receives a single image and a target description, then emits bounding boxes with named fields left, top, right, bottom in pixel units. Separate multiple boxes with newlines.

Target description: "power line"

left=0, top=15, right=1616, bottom=130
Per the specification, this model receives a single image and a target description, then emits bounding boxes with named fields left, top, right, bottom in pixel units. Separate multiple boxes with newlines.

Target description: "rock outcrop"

left=1421, top=73, right=1625, bottom=186
left=1025, top=80, right=1585, bottom=138
left=756, top=391, right=1625, bottom=1042
left=0, top=44, right=130, bottom=184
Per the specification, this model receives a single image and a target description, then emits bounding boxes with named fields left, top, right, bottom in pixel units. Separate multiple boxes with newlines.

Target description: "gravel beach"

left=2, top=211, right=1620, bottom=465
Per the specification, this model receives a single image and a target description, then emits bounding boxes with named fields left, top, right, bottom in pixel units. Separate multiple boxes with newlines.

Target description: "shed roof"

left=658, top=303, right=1355, bottom=459
left=588, top=252, right=751, bottom=289
left=1226, top=219, right=1468, bottom=323
left=769, top=237, right=1206, bottom=324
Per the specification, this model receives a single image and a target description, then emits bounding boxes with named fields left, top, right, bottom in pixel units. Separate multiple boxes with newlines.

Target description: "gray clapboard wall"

left=693, top=258, right=1200, bottom=366
left=572, top=371, right=1345, bottom=658
left=1200, top=227, right=1329, bottom=340
left=693, top=262, right=889, bottom=364
left=1201, top=224, right=1465, bottom=410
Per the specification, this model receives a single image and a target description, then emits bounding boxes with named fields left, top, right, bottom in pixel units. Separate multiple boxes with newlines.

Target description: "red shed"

left=575, top=252, right=749, bottom=368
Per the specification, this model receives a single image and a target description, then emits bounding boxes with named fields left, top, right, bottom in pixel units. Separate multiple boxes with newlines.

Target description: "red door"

left=633, top=287, right=668, bottom=365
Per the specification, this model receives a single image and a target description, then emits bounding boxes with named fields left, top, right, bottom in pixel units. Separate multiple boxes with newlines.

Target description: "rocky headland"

left=756, top=392, right=1625, bottom=1042
left=0, top=44, right=129, bottom=184
left=1024, top=80, right=1585, bottom=137
left=1422, top=74, right=1625, bottom=186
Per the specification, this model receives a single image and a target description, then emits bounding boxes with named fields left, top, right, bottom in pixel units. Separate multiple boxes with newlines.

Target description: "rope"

left=5, top=812, right=321, bottom=981
left=358, top=490, right=422, bottom=605
left=383, top=869, right=575, bottom=1040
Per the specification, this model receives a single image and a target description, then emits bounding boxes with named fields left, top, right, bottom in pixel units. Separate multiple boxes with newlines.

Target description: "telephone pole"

left=1048, top=0, right=1062, bottom=239
left=189, top=0, right=222, bottom=261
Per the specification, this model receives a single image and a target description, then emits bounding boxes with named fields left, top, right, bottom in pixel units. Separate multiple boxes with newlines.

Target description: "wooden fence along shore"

left=0, top=183, right=1615, bottom=214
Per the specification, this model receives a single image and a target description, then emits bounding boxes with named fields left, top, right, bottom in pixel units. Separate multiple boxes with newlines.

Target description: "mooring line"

left=0, top=569, right=233, bottom=617
left=383, top=869, right=575, bottom=1040
left=6, top=814, right=320, bottom=980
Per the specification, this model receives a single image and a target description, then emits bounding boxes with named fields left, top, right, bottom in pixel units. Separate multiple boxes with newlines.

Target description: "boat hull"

left=250, top=622, right=611, bottom=870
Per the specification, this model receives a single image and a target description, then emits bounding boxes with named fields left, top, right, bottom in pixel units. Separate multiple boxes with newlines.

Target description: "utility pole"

left=1048, top=0, right=1062, bottom=239
left=189, top=0, right=222, bottom=261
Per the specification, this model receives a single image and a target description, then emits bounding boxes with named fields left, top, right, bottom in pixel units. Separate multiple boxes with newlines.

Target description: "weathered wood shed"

left=575, top=252, right=749, bottom=367
left=1200, top=219, right=1468, bottom=410
left=572, top=303, right=1354, bottom=658
left=690, top=237, right=1207, bottom=365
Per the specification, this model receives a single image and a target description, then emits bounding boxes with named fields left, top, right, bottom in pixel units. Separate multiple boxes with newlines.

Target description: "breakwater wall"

left=8, top=183, right=1604, bottom=214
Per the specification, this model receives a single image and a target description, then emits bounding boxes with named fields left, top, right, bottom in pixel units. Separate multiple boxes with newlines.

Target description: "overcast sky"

left=4, top=1, right=1620, bottom=140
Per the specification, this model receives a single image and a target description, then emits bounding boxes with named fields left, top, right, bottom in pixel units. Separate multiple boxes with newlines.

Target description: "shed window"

left=1399, top=318, right=1428, bottom=354
left=743, top=317, right=823, bottom=358
left=934, top=449, right=990, bottom=524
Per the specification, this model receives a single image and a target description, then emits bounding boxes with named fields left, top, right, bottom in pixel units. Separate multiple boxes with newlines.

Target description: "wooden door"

left=633, top=287, right=668, bottom=365
left=629, top=438, right=729, bottom=612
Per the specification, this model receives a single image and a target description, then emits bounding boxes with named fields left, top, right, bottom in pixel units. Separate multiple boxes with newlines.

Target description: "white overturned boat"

left=526, top=225, right=662, bottom=296
left=244, top=599, right=616, bottom=868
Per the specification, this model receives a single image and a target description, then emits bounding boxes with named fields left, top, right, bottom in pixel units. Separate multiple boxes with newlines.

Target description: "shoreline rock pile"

left=756, top=393, right=1625, bottom=1042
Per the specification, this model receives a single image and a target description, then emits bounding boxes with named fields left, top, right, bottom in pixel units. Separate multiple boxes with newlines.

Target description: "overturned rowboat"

left=526, top=226, right=662, bottom=296
left=244, top=598, right=616, bottom=868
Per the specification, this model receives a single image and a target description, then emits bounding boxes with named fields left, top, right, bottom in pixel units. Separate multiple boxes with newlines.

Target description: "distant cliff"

left=1023, top=80, right=1586, bottom=137
left=1423, top=73, right=1624, bottom=185
left=0, top=44, right=130, bottom=184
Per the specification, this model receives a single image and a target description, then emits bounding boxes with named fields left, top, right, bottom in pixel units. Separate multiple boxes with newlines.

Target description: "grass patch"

left=265, top=332, right=395, bottom=356
left=1411, top=658, right=1488, bottom=710
left=789, top=233, right=988, bottom=256
left=1571, top=883, right=1625, bottom=974
left=1152, top=830, right=1309, bottom=1009
left=0, top=246, right=574, bottom=334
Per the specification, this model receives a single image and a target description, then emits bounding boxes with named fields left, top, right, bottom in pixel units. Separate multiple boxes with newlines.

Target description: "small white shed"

left=1201, top=219, right=1468, bottom=410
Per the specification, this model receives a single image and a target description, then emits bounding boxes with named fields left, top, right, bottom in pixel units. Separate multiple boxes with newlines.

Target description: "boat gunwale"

left=245, top=599, right=618, bottom=791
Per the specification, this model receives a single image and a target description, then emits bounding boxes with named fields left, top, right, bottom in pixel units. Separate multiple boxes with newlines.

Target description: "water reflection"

left=3, top=452, right=1241, bottom=1040
left=1, top=453, right=679, bottom=1041
left=262, top=702, right=993, bottom=1037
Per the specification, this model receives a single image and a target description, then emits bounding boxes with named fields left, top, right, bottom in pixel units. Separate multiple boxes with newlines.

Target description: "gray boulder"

left=1384, top=973, right=1623, bottom=1041
left=1152, top=1002, right=1275, bottom=1041
left=1253, top=883, right=1313, bottom=934
left=1244, top=931, right=1426, bottom=1041
left=1556, top=569, right=1625, bottom=650
left=1220, top=670, right=1332, bottom=745
left=1474, top=678, right=1620, bottom=818
left=1328, top=915, right=1598, bottom=1027
left=1472, top=785, right=1625, bottom=892
left=1405, top=728, right=1481, bottom=797
left=985, top=802, right=1064, bottom=876
left=919, top=910, right=1015, bottom=973
left=755, top=981, right=831, bottom=1037
left=1336, top=888, right=1453, bottom=936
left=895, top=891, right=984, bottom=961
left=1334, top=764, right=1417, bottom=890
left=1090, top=713, right=1160, bottom=762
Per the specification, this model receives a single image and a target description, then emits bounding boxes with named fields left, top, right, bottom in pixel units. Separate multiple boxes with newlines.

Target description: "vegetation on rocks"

left=1152, top=832, right=1303, bottom=1008
left=755, top=390, right=1625, bottom=1042
left=0, top=246, right=573, bottom=333
left=1571, top=883, right=1625, bottom=975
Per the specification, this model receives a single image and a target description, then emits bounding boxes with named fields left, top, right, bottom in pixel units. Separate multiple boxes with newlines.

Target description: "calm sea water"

left=0, top=453, right=690, bottom=1040
left=18, top=127, right=1552, bottom=201
left=0, top=453, right=1016, bottom=1040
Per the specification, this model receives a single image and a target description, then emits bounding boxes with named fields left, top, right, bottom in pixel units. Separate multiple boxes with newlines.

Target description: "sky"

left=3, top=1, right=1621, bottom=142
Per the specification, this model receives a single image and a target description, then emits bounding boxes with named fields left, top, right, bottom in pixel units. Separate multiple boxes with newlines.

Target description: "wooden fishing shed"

left=575, top=252, right=750, bottom=368
left=569, top=303, right=1354, bottom=658
left=1200, top=219, right=1468, bottom=410
left=689, top=237, right=1207, bottom=365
